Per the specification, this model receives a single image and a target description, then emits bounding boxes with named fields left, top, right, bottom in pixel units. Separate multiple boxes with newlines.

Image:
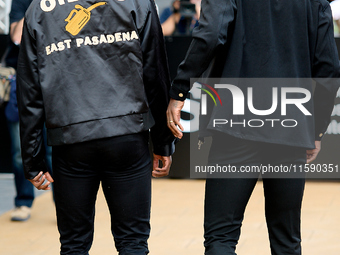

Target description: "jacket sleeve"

left=16, top=20, right=48, bottom=180
left=139, top=0, right=175, bottom=156
left=312, top=4, right=340, bottom=141
left=169, top=0, right=237, bottom=100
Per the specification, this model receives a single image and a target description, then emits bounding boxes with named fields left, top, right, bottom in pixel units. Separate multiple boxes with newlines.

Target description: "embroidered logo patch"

left=65, top=2, right=107, bottom=36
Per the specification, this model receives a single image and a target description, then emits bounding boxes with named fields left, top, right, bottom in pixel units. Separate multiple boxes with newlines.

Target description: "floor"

left=0, top=178, right=339, bottom=255
left=0, top=174, right=46, bottom=215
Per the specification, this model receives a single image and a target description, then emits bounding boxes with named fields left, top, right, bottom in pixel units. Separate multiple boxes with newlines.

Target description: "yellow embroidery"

left=65, top=2, right=107, bottom=36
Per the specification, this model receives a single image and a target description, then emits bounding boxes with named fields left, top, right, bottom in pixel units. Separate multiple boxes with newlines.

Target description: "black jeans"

left=204, top=134, right=306, bottom=255
left=52, top=132, right=152, bottom=255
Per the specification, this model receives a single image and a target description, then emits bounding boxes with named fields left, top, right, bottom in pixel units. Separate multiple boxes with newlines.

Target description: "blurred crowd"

left=159, top=0, right=201, bottom=36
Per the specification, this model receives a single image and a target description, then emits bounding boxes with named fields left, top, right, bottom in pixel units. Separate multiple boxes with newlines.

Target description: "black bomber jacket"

left=17, top=0, right=175, bottom=179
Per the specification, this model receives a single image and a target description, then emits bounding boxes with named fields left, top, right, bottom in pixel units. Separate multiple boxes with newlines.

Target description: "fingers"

left=161, top=156, right=172, bottom=169
left=306, top=141, right=321, bottom=164
left=306, top=150, right=317, bottom=164
left=44, top=172, right=55, bottom=183
left=153, top=155, right=161, bottom=170
left=172, top=116, right=184, bottom=138
left=167, top=116, right=183, bottom=139
left=306, top=149, right=318, bottom=164
left=39, top=180, right=52, bottom=190
left=152, top=157, right=168, bottom=177
left=152, top=170, right=168, bottom=178
left=29, top=171, right=52, bottom=190
left=166, top=99, right=185, bottom=139
left=152, top=155, right=172, bottom=178
left=306, top=155, right=316, bottom=164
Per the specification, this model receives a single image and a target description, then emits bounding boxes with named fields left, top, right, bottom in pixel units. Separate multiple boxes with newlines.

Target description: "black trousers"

left=204, top=133, right=306, bottom=255
left=52, top=132, right=152, bottom=255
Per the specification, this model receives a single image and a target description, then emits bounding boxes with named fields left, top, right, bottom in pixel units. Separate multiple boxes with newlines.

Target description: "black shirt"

left=170, top=0, right=340, bottom=148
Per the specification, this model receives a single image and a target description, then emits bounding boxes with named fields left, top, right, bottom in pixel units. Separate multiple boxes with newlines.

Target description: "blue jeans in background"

left=7, top=121, right=52, bottom=208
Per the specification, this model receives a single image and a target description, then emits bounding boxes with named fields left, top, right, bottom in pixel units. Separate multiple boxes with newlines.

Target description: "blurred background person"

left=4, top=0, right=52, bottom=222
left=160, top=0, right=201, bottom=36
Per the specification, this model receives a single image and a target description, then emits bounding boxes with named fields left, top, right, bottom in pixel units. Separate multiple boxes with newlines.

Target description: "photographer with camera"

left=160, top=0, right=201, bottom=36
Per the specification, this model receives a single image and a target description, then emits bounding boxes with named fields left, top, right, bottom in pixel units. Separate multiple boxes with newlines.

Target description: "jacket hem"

left=47, top=114, right=147, bottom=146
left=207, top=128, right=315, bottom=149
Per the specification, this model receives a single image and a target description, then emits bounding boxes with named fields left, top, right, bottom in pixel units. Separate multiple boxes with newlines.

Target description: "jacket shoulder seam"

left=311, top=0, right=330, bottom=12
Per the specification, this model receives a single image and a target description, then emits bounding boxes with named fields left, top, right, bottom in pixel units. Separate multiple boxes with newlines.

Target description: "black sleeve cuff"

left=315, top=131, right=325, bottom=141
left=153, top=141, right=175, bottom=156
left=24, top=159, right=49, bottom=180
left=169, top=86, right=188, bottom=101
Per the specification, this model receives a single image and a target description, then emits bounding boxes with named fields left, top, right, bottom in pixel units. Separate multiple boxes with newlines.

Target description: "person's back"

left=166, top=0, right=340, bottom=254
left=19, top=0, right=159, bottom=148
left=171, top=0, right=339, bottom=148
left=16, top=0, right=175, bottom=253
left=213, top=0, right=335, bottom=78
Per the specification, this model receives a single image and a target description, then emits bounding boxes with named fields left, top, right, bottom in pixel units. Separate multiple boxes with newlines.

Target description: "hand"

left=10, top=18, right=24, bottom=45
left=166, top=98, right=185, bottom=139
left=306, top=141, right=321, bottom=164
left=152, top=154, right=172, bottom=177
left=29, top=171, right=54, bottom=190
